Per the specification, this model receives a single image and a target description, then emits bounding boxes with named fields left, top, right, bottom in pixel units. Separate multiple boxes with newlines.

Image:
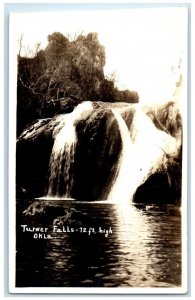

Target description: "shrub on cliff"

left=17, top=31, right=139, bottom=135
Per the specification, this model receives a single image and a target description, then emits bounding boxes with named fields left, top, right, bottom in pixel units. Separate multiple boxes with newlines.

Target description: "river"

left=16, top=199, right=181, bottom=288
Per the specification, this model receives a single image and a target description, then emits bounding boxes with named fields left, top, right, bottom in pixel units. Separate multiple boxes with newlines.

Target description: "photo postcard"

left=9, top=5, right=188, bottom=294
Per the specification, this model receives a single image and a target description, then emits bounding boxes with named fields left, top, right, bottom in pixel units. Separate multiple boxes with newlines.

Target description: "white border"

left=1, top=0, right=5, bottom=299
left=6, top=2, right=191, bottom=297
left=9, top=10, right=17, bottom=295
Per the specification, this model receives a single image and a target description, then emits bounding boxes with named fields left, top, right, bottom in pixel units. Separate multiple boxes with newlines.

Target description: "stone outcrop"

left=16, top=100, right=182, bottom=204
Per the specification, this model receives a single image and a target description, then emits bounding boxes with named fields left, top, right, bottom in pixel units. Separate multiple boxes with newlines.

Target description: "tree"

left=17, top=31, right=139, bottom=134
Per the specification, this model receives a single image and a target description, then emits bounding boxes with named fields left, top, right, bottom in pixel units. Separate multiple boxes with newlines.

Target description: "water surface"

left=16, top=200, right=181, bottom=288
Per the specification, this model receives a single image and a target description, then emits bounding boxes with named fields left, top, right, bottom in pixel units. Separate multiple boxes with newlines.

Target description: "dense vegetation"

left=17, top=32, right=139, bottom=135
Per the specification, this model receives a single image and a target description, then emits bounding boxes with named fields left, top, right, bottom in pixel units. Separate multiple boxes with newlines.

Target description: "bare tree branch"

left=18, top=34, right=24, bottom=57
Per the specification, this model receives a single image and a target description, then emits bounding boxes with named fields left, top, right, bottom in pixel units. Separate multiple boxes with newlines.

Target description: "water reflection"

left=16, top=201, right=181, bottom=288
left=113, top=204, right=181, bottom=287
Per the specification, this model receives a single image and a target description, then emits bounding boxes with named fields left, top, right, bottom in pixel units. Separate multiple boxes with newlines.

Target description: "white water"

left=108, top=110, right=133, bottom=203
left=108, top=108, right=179, bottom=203
left=46, top=101, right=178, bottom=202
left=47, top=101, right=93, bottom=198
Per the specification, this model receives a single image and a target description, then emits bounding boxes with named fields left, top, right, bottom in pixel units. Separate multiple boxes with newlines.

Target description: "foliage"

left=17, top=32, right=139, bottom=135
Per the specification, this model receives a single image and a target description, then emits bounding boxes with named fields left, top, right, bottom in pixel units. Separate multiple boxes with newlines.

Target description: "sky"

left=10, top=7, right=188, bottom=104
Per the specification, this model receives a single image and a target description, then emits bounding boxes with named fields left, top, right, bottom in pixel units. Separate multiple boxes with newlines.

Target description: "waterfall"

left=17, top=100, right=180, bottom=202
left=108, top=110, right=133, bottom=203
left=108, top=108, right=177, bottom=203
left=47, top=101, right=93, bottom=199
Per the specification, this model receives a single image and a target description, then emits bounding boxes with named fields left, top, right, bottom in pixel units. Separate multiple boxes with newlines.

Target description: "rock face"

left=16, top=100, right=182, bottom=204
left=16, top=118, right=54, bottom=198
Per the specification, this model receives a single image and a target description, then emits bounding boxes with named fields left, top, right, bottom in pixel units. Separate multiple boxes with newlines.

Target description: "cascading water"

left=108, top=107, right=178, bottom=203
left=17, top=100, right=180, bottom=202
left=47, top=101, right=93, bottom=199
left=108, top=110, right=133, bottom=202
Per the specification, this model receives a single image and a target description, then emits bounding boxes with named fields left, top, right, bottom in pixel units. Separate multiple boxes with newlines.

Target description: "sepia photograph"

left=9, top=4, right=188, bottom=294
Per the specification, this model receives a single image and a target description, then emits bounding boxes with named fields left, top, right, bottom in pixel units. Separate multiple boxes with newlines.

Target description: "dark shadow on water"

left=16, top=199, right=181, bottom=288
